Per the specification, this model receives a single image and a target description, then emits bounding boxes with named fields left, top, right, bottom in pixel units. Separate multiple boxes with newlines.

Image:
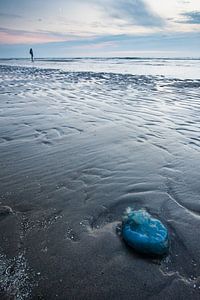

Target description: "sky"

left=0, top=0, right=200, bottom=58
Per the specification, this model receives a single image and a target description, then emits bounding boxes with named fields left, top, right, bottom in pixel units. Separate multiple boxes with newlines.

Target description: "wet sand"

left=0, top=64, right=200, bottom=299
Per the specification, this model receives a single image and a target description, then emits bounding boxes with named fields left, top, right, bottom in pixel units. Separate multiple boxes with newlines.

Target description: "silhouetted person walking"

left=29, top=48, right=34, bottom=62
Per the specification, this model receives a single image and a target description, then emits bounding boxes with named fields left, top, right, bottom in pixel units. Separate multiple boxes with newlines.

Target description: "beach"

left=0, top=58, right=200, bottom=299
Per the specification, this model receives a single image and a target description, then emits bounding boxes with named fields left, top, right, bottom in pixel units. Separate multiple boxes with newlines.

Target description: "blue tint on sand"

left=122, top=208, right=169, bottom=256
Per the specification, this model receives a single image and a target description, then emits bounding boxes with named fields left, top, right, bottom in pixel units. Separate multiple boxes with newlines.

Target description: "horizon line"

left=0, top=56, right=200, bottom=60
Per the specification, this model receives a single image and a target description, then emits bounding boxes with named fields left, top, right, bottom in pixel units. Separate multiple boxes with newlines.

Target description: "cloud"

left=1, top=0, right=198, bottom=47
left=94, top=0, right=164, bottom=27
left=0, top=31, right=200, bottom=58
left=73, top=41, right=117, bottom=50
left=0, top=27, right=70, bottom=44
left=180, top=11, right=200, bottom=24
left=0, top=13, right=23, bottom=19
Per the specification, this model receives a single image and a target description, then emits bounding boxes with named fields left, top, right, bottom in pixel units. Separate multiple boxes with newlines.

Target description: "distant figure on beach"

left=29, top=48, right=34, bottom=62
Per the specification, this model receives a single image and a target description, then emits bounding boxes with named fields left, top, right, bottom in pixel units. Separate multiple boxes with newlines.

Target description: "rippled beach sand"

left=0, top=60, right=200, bottom=299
